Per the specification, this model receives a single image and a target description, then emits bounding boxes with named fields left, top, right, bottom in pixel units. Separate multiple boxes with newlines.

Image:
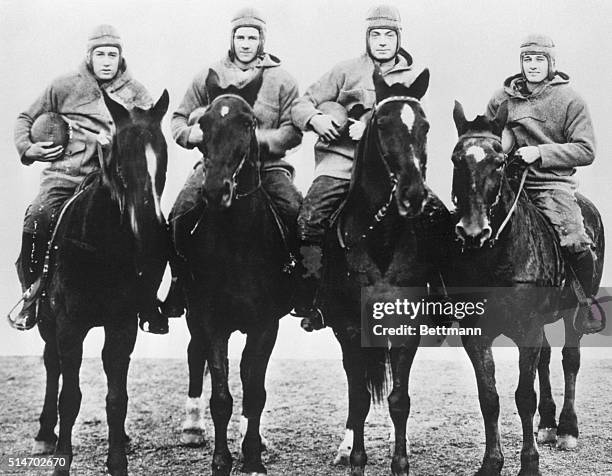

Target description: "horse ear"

left=491, top=101, right=508, bottom=136
left=453, top=100, right=468, bottom=136
left=240, top=68, right=264, bottom=107
left=404, top=68, right=430, bottom=100
left=102, top=90, right=130, bottom=128
left=373, top=66, right=391, bottom=102
left=150, top=89, right=169, bottom=121
left=205, top=68, right=223, bottom=102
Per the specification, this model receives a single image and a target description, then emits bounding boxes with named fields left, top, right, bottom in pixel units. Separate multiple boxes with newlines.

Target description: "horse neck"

left=235, top=148, right=262, bottom=199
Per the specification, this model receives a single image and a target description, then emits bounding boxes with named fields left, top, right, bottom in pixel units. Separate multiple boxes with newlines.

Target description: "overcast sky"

left=1, top=0, right=611, bottom=359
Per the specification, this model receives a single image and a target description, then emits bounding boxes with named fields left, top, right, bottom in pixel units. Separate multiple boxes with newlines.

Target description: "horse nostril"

left=221, top=179, right=233, bottom=207
left=455, top=223, right=467, bottom=241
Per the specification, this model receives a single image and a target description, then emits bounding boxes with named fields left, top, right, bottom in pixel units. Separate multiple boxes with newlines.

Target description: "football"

left=317, top=101, right=349, bottom=135
left=30, top=112, right=70, bottom=148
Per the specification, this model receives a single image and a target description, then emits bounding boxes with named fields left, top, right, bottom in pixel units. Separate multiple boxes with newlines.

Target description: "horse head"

left=102, top=89, right=169, bottom=242
left=451, top=100, right=510, bottom=249
left=366, top=67, right=430, bottom=218
left=198, top=68, right=262, bottom=209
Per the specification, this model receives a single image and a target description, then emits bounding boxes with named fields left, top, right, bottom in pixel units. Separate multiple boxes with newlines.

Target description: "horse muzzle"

left=202, top=178, right=235, bottom=209
left=455, top=218, right=492, bottom=249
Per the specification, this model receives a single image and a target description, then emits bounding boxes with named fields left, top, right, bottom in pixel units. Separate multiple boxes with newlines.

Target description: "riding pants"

left=526, top=187, right=592, bottom=253
left=297, top=175, right=351, bottom=246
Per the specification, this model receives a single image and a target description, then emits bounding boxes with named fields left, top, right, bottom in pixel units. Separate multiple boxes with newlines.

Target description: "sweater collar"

left=78, top=59, right=133, bottom=94
left=503, top=71, right=570, bottom=99
left=363, top=47, right=413, bottom=74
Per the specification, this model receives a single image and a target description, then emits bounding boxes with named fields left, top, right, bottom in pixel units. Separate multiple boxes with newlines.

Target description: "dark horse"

left=448, top=101, right=604, bottom=475
left=322, top=68, right=452, bottom=476
left=172, top=70, right=293, bottom=476
left=30, top=90, right=169, bottom=476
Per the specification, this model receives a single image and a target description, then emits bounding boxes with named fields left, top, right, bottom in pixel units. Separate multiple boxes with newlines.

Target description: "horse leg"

left=33, top=322, right=60, bottom=454
left=181, top=327, right=208, bottom=447
left=388, top=344, right=419, bottom=476
left=515, top=332, right=543, bottom=476
left=208, top=335, right=233, bottom=476
left=102, top=320, right=137, bottom=476
left=557, top=315, right=581, bottom=450
left=338, top=337, right=371, bottom=476
left=463, top=336, right=504, bottom=476
left=333, top=338, right=362, bottom=467
left=239, top=321, right=279, bottom=475
left=536, top=331, right=558, bottom=444
left=53, top=324, right=88, bottom=476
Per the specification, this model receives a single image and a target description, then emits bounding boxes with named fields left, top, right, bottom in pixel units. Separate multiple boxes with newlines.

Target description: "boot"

left=12, top=232, right=46, bottom=331
left=136, top=246, right=169, bottom=335
left=568, top=248, right=605, bottom=334
left=159, top=253, right=187, bottom=318
left=291, top=243, right=325, bottom=332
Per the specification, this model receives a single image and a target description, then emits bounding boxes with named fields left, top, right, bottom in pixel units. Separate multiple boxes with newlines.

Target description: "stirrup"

left=7, top=297, right=39, bottom=331
left=573, top=297, right=606, bottom=335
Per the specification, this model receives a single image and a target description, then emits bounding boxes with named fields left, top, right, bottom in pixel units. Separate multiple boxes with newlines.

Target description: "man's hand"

left=188, top=124, right=204, bottom=146
left=515, top=146, right=541, bottom=164
left=348, top=118, right=366, bottom=141
left=24, top=141, right=64, bottom=162
left=309, top=114, right=341, bottom=142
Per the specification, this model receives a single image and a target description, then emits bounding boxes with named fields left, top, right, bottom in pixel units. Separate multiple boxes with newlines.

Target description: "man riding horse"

left=486, top=34, right=604, bottom=333
left=290, top=4, right=427, bottom=330
left=13, top=25, right=168, bottom=334
left=165, top=7, right=303, bottom=314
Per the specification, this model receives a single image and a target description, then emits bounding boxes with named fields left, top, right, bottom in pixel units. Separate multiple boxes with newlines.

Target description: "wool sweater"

left=15, top=61, right=152, bottom=190
left=291, top=49, right=420, bottom=180
left=171, top=53, right=302, bottom=172
left=486, top=72, right=596, bottom=190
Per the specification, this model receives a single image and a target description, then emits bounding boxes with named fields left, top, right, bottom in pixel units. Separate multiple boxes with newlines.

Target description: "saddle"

left=7, top=172, right=101, bottom=326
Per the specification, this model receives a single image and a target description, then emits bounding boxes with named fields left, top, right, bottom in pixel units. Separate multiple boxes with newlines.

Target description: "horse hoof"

left=556, top=434, right=578, bottom=450
left=536, top=427, right=557, bottom=444
left=241, top=462, right=267, bottom=475
left=32, top=438, right=56, bottom=454
left=107, top=468, right=128, bottom=476
left=333, top=451, right=350, bottom=466
left=180, top=429, right=206, bottom=447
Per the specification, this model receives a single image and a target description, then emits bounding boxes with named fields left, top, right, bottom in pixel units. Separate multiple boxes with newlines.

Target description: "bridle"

left=201, top=94, right=261, bottom=201
left=452, top=132, right=529, bottom=248
left=338, top=96, right=423, bottom=250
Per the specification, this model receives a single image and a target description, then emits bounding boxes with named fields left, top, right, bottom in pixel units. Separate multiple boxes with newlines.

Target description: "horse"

left=448, top=101, right=604, bottom=475
left=30, top=90, right=169, bottom=476
left=172, top=69, right=294, bottom=476
left=320, top=68, right=453, bottom=476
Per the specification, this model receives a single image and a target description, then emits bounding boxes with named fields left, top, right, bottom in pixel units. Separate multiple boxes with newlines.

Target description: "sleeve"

left=291, top=66, right=343, bottom=131
left=14, top=84, right=57, bottom=165
left=257, top=74, right=302, bottom=156
left=171, top=73, right=209, bottom=150
left=484, top=91, right=502, bottom=120
left=538, top=96, right=596, bottom=169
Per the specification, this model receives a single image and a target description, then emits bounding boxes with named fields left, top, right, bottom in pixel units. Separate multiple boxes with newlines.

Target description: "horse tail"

left=364, top=347, right=390, bottom=404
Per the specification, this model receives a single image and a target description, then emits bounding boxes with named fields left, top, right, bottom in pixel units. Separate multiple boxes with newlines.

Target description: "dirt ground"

left=1, top=355, right=611, bottom=476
